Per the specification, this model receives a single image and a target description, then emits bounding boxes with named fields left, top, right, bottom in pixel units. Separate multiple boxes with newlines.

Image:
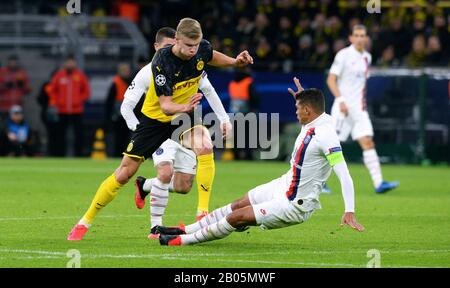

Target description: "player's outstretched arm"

left=199, top=73, right=232, bottom=138
left=208, top=50, right=253, bottom=68
left=333, top=161, right=365, bottom=232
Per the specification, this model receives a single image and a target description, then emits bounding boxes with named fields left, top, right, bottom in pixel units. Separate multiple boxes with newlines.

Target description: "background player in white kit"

left=121, top=27, right=232, bottom=238
left=155, top=78, right=365, bottom=246
left=327, top=25, right=399, bottom=194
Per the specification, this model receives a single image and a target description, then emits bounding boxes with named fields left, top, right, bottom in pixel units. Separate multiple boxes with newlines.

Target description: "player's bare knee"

left=174, top=176, right=194, bottom=194
left=226, top=210, right=249, bottom=228
left=231, top=194, right=251, bottom=211
left=194, top=145, right=213, bottom=156
left=156, top=162, right=173, bottom=184
left=174, top=184, right=190, bottom=194
left=360, top=137, right=375, bottom=150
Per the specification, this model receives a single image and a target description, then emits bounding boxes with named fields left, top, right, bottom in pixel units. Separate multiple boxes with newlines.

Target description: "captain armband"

left=326, top=147, right=345, bottom=166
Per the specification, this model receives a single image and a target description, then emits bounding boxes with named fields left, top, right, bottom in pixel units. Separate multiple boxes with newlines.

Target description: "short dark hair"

left=352, top=24, right=367, bottom=35
left=155, top=27, right=176, bottom=43
left=65, top=53, right=76, bottom=61
left=295, top=88, right=325, bottom=113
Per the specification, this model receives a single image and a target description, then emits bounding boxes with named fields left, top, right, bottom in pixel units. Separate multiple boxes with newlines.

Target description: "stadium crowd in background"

left=24, top=0, right=450, bottom=71
left=0, top=0, right=449, bottom=158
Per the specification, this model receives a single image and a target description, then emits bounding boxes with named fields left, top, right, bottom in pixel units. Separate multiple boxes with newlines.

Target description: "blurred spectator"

left=37, top=69, right=59, bottom=156
left=48, top=55, right=90, bottom=157
left=426, top=35, right=448, bottom=66
left=274, top=42, right=294, bottom=72
left=310, top=40, right=331, bottom=69
left=311, top=13, right=327, bottom=44
left=381, top=18, right=412, bottom=61
left=293, top=17, right=312, bottom=38
left=252, top=13, right=273, bottom=47
left=0, top=55, right=31, bottom=120
left=412, top=12, right=428, bottom=36
left=376, top=45, right=400, bottom=67
left=296, top=34, right=314, bottom=68
left=333, top=38, right=347, bottom=54
left=406, top=34, right=427, bottom=68
left=105, top=63, right=132, bottom=157
left=112, top=0, right=140, bottom=24
left=5, top=105, right=35, bottom=157
left=431, top=14, right=449, bottom=52
left=228, top=68, right=258, bottom=160
left=253, top=37, right=274, bottom=70
left=236, top=16, right=254, bottom=45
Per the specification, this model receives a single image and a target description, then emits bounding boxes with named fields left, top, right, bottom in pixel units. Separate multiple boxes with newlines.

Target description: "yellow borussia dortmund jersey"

left=142, top=39, right=213, bottom=122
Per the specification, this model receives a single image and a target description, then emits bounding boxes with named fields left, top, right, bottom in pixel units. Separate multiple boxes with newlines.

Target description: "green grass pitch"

left=0, top=158, right=449, bottom=268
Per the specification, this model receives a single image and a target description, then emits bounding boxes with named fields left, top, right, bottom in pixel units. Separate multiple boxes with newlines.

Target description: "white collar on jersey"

left=303, top=112, right=327, bottom=129
left=350, top=44, right=366, bottom=55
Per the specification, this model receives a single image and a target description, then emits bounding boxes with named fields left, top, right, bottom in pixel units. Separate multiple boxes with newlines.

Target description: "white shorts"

left=248, top=176, right=314, bottom=230
left=152, top=139, right=197, bottom=175
left=331, top=103, right=374, bottom=142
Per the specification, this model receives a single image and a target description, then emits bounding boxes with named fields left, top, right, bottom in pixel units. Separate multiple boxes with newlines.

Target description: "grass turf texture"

left=0, top=158, right=449, bottom=268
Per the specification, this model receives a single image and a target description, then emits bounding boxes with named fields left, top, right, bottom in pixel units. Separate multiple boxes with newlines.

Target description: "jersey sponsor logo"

left=328, top=147, right=342, bottom=153
left=155, top=74, right=166, bottom=86
left=155, top=148, right=164, bottom=155
left=128, top=81, right=135, bottom=90
left=196, top=60, right=204, bottom=71
left=260, top=209, right=267, bottom=215
left=172, top=78, right=200, bottom=92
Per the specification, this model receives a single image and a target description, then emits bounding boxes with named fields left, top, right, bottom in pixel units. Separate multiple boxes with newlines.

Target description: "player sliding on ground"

left=67, top=18, right=252, bottom=241
left=121, top=27, right=232, bottom=238
left=156, top=78, right=365, bottom=246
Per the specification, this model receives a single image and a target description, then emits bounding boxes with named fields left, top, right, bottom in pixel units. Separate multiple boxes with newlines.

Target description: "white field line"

left=0, top=214, right=147, bottom=221
left=1, top=213, right=449, bottom=222
left=1, top=248, right=449, bottom=257
left=0, top=167, right=114, bottom=173
left=0, top=248, right=447, bottom=268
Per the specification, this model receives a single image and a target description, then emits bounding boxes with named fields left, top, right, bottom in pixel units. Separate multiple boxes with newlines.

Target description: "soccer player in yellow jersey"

left=123, top=27, right=232, bottom=238
left=67, top=18, right=253, bottom=240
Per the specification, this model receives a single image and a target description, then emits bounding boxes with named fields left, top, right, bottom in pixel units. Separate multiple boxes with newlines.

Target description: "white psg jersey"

left=329, top=45, right=372, bottom=110
left=282, top=113, right=344, bottom=209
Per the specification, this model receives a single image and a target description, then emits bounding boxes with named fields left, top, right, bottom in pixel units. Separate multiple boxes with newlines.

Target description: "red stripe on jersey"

left=362, top=57, right=369, bottom=111
left=286, top=127, right=315, bottom=200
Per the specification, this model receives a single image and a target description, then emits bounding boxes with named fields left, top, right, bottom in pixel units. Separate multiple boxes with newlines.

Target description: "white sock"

left=143, top=178, right=155, bottom=192
left=363, top=149, right=383, bottom=188
left=181, top=218, right=236, bottom=245
left=145, top=177, right=175, bottom=193
left=185, top=204, right=232, bottom=234
left=78, top=218, right=91, bottom=228
left=149, top=178, right=170, bottom=228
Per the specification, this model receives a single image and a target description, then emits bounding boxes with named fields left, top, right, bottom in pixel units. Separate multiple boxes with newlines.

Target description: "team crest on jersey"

left=196, top=60, right=204, bottom=71
left=155, top=74, right=166, bottom=86
left=303, top=134, right=312, bottom=145
left=155, top=148, right=164, bottom=155
left=126, top=141, right=134, bottom=152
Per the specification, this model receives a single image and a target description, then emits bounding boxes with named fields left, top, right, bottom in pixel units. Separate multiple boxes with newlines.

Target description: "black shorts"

left=123, top=112, right=203, bottom=160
